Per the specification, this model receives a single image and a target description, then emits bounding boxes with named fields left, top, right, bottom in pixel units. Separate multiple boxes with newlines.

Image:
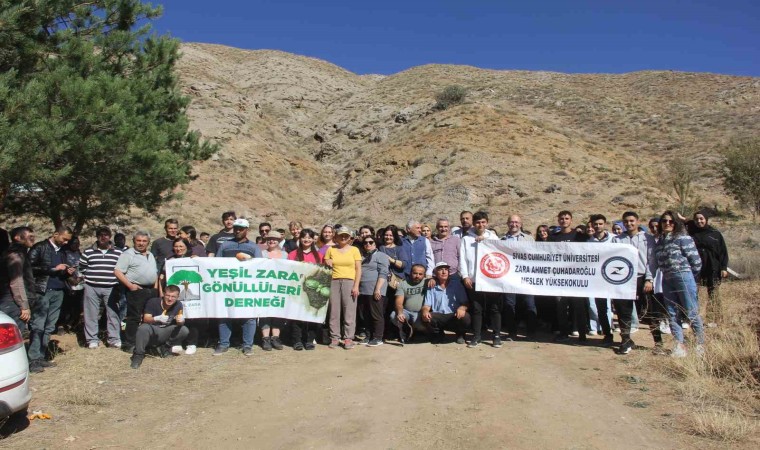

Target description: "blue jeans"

left=663, top=271, right=705, bottom=345
left=28, top=289, right=64, bottom=361
left=218, top=318, right=257, bottom=348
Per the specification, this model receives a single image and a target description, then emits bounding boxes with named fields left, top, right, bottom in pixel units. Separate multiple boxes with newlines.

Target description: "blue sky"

left=150, top=0, right=759, bottom=76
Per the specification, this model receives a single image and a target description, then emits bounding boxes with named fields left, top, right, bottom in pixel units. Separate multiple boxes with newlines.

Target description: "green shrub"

left=434, top=85, right=468, bottom=110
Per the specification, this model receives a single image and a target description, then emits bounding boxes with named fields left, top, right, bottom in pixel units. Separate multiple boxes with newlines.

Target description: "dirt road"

left=3, top=332, right=695, bottom=449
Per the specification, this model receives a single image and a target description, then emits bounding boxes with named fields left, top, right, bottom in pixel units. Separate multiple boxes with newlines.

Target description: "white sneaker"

left=185, top=345, right=197, bottom=355
left=87, top=342, right=98, bottom=349
left=659, top=321, right=672, bottom=334
left=571, top=331, right=580, bottom=337
left=588, top=330, right=598, bottom=336
left=671, top=344, right=687, bottom=358
left=171, top=345, right=183, bottom=355
left=682, top=322, right=690, bottom=330
left=613, top=327, right=621, bottom=333
left=110, top=341, right=122, bottom=349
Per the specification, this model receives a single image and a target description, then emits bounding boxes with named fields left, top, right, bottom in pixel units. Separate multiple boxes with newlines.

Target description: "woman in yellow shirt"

left=324, top=227, right=362, bottom=349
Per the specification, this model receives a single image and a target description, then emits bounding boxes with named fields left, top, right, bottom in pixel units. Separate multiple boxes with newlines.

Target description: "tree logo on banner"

left=480, top=252, right=511, bottom=278
left=601, top=257, right=634, bottom=285
left=167, top=269, right=203, bottom=300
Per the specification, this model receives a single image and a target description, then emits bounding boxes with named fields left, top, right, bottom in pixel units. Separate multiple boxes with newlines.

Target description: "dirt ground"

left=0, top=328, right=739, bottom=449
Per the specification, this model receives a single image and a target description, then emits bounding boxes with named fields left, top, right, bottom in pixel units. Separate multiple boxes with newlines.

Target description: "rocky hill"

left=149, top=43, right=759, bottom=235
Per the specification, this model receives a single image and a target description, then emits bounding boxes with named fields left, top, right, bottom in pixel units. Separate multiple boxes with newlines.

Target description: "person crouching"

left=130, top=284, right=189, bottom=369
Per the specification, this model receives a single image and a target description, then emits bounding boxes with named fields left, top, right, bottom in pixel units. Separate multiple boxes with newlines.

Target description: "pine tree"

left=0, top=0, right=217, bottom=233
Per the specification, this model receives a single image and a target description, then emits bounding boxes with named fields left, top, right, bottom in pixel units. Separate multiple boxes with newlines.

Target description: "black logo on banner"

left=601, top=257, right=634, bottom=285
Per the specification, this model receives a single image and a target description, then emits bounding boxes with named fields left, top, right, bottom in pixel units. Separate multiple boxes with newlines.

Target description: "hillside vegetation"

left=153, top=43, right=759, bottom=235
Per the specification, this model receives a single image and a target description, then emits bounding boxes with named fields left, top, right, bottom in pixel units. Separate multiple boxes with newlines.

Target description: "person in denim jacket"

left=653, top=211, right=704, bottom=358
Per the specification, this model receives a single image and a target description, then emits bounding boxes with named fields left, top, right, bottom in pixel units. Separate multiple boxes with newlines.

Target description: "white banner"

left=164, top=258, right=331, bottom=322
left=475, top=241, right=638, bottom=299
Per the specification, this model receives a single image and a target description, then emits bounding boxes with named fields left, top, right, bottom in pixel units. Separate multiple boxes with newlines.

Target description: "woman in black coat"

left=688, top=211, right=729, bottom=324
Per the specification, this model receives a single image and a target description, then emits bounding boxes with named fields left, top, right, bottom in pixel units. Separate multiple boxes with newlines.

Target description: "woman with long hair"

left=317, top=224, right=335, bottom=258
left=260, top=231, right=287, bottom=351
left=288, top=229, right=322, bottom=350
left=653, top=210, right=705, bottom=357
left=179, top=225, right=207, bottom=257
left=324, top=226, right=362, bottom=349
left=420, top=223, right=432, bottom=240
left=535, top=225, right=550, bottom=242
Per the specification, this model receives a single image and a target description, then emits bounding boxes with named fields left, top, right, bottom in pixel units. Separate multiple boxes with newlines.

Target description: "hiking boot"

left=328, top=339, right=340, bottom=349
left=242, top=346, right=254, bottom=356
left=213, top=346, right=229, bottom=356
left=343, top=339, right=355, bottom=349
left=293, top=342, right=305, bottom=351
left=492, top=337, right=503, bottom=348
left=261, top=336, right=273, bottom=351
left=271, top=336, right=283, bottom=350
left=36, top=359, right=56, bottom=368
left=367, top=338, right=383, bottom=347
left=130, top=354, right=144, bottom=369
left=28, top=360, right=45, bottom=373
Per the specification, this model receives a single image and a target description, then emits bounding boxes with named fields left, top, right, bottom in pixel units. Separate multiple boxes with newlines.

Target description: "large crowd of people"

left=0, top=207, right=729, bottom=371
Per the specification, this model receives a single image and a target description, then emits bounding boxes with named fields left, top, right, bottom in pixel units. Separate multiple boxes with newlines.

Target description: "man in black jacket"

left=0, top=227, right=37, bottom=333
left=27, top=225, right=74, bottom=372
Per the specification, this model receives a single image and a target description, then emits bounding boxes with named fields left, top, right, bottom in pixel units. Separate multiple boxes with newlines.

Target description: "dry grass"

left=689, top=410, right=758, bottom=442
left=640, top=278, right=760, bottom=443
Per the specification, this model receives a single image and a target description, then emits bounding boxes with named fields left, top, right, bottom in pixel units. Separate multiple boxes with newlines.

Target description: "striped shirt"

left=79, top=246, right=123, bottom=287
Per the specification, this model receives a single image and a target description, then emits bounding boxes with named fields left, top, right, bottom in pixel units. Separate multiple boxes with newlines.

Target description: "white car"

left=0, top=311, right=31, bottom=419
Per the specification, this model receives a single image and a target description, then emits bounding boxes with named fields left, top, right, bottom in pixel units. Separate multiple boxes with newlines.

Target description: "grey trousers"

left=328, top=279, right=357, bottom=340
left=134, top=323, right=189, bottom=356
left=83, top=284, right=122, bottom=345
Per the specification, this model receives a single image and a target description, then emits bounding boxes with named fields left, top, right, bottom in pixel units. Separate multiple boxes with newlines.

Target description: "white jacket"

left=459, top=228, right=499, bottom=280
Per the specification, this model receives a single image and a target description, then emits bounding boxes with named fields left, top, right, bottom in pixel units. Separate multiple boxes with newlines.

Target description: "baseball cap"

left=232, top=218, right=250, bottom=228
left=335, top=226, right=351, bottom=236
left=434, top=261, right=450, bottom=270
left=266, top=230, right=283, bottom=240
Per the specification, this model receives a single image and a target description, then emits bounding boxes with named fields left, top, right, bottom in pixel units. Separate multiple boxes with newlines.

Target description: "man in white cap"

left=212, top=218, right=261, bottom=356
left=420, top=261, right=471, bottom=344
left=215, top=219, right=262, bottom=259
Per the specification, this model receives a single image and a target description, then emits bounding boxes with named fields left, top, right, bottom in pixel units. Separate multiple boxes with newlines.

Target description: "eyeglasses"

left=661, top=219, right=674, bottom=224
left=363, top=241, right=375, bottom=245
